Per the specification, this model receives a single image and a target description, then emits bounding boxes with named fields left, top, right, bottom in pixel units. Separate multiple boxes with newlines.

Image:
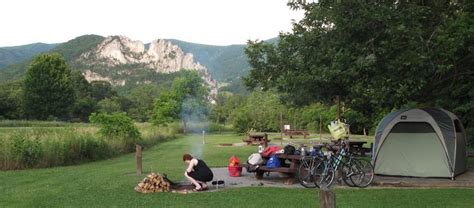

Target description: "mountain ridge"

left=74, top=35, right=217, bottom=100
left=0, top=42, right=59, bottom=69
left=0, top=35, right=268, bottom=88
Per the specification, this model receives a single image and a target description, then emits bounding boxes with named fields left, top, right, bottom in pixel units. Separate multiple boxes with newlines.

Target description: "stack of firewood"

left=134, top=172, right=171, bottom=193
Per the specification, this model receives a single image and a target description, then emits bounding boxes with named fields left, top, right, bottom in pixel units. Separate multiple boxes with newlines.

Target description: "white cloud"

left=0, top=0, right=304, bottom=46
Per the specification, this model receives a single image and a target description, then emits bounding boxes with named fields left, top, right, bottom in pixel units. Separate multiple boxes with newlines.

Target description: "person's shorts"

left=187, top=170, right=213, bottom=182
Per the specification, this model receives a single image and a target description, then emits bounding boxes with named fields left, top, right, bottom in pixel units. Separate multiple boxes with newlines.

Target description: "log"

left=135, top=172, right=173, bottom=193
left=319, top=187, right=336, bottom=208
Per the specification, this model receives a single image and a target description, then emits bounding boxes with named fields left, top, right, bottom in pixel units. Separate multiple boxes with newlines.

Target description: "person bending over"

left=183, top=153, right=214, bottom=191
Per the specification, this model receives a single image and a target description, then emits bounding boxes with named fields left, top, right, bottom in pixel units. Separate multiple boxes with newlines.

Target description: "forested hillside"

left=0, top=43, right=58, bottom=68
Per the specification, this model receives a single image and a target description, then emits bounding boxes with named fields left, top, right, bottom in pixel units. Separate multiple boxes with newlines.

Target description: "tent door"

left=375, top=122, right=451, bottom=177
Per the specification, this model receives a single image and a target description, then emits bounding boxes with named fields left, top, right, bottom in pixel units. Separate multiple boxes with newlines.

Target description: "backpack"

left=283, top=145, right=296, bottom=155
left=246, top=163, right=259, bottom=173
left=247, top=153, right=263, bottom=165
left=266, top=154, right=281, bottom=168
left=261, top=146, right=281, bottom=157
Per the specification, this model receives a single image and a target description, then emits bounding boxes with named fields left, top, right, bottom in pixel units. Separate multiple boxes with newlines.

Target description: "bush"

left=11, top=133, right=43, bottom=167
left=89, top=112, right=141, bottom=140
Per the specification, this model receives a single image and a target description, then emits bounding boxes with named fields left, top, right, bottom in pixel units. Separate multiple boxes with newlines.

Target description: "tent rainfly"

left=372, top=108, right=467, bottom=179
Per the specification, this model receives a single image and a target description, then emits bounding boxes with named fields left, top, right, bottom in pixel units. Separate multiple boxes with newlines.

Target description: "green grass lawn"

left=1, top=133, right=473, bottom=207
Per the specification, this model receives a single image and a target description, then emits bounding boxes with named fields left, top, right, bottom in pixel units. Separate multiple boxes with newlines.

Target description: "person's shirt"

left=186, top=158, right=198, bottom=173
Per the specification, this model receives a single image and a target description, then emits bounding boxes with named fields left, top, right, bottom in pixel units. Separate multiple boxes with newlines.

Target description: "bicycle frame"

left=319, top=147, right=357, bottom=182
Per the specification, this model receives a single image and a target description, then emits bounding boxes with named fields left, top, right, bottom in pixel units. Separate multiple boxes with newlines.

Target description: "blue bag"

left=266, top=154, right=281, bottom=168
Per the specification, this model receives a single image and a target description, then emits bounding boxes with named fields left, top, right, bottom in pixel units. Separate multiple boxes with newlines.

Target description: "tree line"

left=244, top=1, right=473, bottom=142
left=0, top=53, right=195, bottom=123
left=0, top=52, right=348, bottom=136
left=0, top=1, right=471, bottom=144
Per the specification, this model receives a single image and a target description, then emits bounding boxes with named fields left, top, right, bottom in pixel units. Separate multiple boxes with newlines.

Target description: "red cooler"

left=228, top=166, right=242, bottom=177
left=228, top=156, right=242, bottom=177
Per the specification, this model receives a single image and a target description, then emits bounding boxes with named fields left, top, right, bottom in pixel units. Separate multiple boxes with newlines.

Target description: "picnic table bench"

left=284, top=129, right=310, bottom=139
left=256, top=154, right=302, bottom=184
left=243, top=133, right=270, bottom=146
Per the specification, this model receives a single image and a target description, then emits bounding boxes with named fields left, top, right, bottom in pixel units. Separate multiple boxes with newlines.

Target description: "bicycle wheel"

left=341, top=161, right=357, bottom=187
left=297, top=157, right=319, bottom=188
left=349, top=159, right=374, bottom=188
left=314, top=160, right=335, bottom=188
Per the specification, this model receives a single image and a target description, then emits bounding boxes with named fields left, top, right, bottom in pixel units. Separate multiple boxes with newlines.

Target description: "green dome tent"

left=372, top=108, right=467, bottom=179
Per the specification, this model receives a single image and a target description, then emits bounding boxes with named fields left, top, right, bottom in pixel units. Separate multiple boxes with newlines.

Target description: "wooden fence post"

left=136, top=144, right=142, bottom=176
left=280, top=112, right=283, bottom=145
left=319, top=187, right=336, bottom=208
left=263, top=133, right=268, bottom=148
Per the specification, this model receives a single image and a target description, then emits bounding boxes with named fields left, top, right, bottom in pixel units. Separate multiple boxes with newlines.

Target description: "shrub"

left=89, top=112, right=141, bottom=151
left=11, top=133, right=43, bottom=167
left=89, top=112, right=140, bottom=139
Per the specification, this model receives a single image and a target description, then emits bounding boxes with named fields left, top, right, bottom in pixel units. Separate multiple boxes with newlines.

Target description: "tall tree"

left=245, top=1, right=473, bottom=134
left=0, top=80, right=24, bottom=119
left=152, top=71, right=209, bottom=132
left=24, top=53, right=75, bottom=120
left=70, top=71, right=96, bottom=122
left=90, top=81, right=116, bottom=101
left=126, top=84, right=163, bottom=122
left=230, top=91, right=284, bottom=132
left=152, top=90, right=180, bottom=125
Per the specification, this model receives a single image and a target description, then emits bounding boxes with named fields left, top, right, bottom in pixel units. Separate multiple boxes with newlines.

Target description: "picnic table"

left=256, top=153, right=302, bottom=184
left=331, top=140, right=368, bottom=156
left=243, top=133, right=270, bottom=146
left=284, top=129, right=310, bottom=139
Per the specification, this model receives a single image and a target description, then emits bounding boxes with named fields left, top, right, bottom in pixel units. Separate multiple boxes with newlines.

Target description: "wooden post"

left=202, top=130, right=206, bottom=144
left=182, top=120, right=187, bottom=134
left=293, top=115, right=296, bottom=130
left=319, top=187, right=336, bottom=208
left=218, top=112, right=222, bottom=134
left=280, top=112, right=283, bottom=145
left=336, top=95, right=341, bottom=120
left=136, top=144, right=142, bottom=176
left=319, top=115, right=322, bottom=142
left=263, top=133, right=269, bottom=148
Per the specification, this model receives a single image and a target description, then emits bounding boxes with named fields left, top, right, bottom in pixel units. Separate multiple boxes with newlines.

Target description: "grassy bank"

left=1, top=134, right=473, bottom=207
left=0, top=122, right=177, bottom=170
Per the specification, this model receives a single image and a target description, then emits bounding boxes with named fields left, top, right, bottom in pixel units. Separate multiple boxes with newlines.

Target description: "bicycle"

left=297, top=139, right=374, bottom=188
left=315, top=140, right=374, bottom=188
left=297, top=155, right=323, bottom=188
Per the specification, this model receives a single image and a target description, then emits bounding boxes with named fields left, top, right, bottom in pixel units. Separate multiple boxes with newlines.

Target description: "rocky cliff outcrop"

left=79, top=36, right=217, bottom=102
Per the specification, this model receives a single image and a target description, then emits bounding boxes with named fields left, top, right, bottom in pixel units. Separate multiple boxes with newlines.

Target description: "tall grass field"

left=0, top=121, right=178, bottom=170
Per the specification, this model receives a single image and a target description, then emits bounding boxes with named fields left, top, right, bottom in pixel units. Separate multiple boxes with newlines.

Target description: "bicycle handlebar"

left=325, top=139, right=351, bottom=154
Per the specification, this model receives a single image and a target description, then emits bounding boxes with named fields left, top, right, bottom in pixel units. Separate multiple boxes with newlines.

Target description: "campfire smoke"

left=180, top=96, right=209, bottom=159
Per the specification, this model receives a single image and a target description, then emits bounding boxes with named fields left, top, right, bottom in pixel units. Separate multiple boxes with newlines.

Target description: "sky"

left=0, top=0, right=304, bottom=47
